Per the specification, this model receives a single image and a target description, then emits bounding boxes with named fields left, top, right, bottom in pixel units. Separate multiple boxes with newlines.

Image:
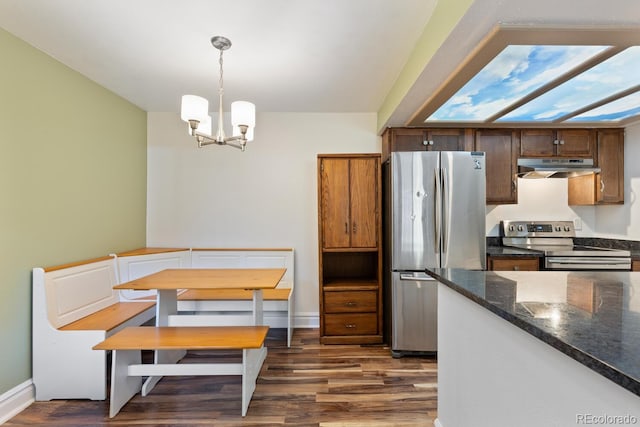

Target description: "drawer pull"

left=344, top=301, right=357, bottom=307
left=344, top=324, right=357, bottom=329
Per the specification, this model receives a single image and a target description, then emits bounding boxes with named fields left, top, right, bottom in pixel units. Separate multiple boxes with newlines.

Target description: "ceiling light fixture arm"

left=187, top=120, right=249, bottom=151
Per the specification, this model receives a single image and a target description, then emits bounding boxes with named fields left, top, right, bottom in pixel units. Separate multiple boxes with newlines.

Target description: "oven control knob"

left=509, top=225, right=515, bottom=232
left=564, top=225, right=571, bottom=231
left=517, top=225, right=524, bottom=231
left=555, top=226, right=561, bottom=231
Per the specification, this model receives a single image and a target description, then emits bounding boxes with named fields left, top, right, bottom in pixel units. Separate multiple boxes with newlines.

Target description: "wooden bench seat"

left=58, top=301, right=156, bottom=331
left=93, top=326, right=269, bottom=418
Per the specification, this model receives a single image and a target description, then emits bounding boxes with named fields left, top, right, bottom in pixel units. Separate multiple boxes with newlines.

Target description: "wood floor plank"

left=7, top=328, right=437, bottom=426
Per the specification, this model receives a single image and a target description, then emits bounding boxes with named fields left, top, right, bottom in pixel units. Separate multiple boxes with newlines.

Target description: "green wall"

left=0, top=29, right=147, bottom=394
left=377, top=0, right=474, bottom=131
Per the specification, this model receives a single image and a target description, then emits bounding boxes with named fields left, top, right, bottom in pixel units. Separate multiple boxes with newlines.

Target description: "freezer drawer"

left=391, top=271, right=437, bottom=355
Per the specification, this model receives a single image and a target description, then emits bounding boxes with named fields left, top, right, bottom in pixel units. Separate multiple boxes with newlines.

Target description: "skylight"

left=428, top=45, right=609, bottom=122
left=569, top=92, right=640, bottom=122
left=414, top=27, right=640, bottom=127
left=499, top=46, right=640, bottom=122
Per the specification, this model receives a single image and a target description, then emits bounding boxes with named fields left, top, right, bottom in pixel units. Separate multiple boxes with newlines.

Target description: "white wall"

left=147, top=114, right=639, bottom=323
left=486, top=179, right=597, bottom=236
left=487, top=124, right=640, bottom=240
left=146, top=112, right=380, bottom=321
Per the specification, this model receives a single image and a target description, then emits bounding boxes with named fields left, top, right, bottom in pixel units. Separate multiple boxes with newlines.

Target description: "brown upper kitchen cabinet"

left=381, top=128, right=473, bottom=161
left=474, top=129, right=520, bottom=204
left=520, top=129, right=595, bottom=158
left=318, top=155, right=379, bottom=249
left=568, top=129, right=624, bottom=205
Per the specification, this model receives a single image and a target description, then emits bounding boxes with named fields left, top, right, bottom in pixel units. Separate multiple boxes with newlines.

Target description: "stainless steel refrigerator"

left=383, top=151, right=486, bottom=357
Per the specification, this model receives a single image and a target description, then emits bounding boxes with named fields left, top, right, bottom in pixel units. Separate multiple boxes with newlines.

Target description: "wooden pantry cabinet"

left=317, top=154, right=383, bottom=344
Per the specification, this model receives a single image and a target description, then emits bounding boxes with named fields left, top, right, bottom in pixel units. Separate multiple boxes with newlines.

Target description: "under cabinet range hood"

left=517, top=158, right=600, bottom=179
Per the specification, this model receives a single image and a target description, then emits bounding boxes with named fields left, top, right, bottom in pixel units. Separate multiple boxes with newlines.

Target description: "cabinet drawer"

left=324, top=291, right=377, bottom=313
left=324, top=313, right=378, bottom=336
left=488, top=257, right=539, bottom=271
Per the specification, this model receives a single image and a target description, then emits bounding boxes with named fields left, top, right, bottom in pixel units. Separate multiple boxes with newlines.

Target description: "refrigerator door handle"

left=442, top=167, right=448, bottom=255
left=399, top=273, right=436, bottom=281
left=434, top=167, right=441, bottom=254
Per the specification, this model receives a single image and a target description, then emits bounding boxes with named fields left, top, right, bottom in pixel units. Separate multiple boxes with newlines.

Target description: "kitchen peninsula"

left=428, top=268, right=640, bottom=427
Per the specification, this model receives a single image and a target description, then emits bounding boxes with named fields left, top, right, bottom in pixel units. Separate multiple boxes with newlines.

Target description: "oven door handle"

left=546, top=257, right=631, bottom=265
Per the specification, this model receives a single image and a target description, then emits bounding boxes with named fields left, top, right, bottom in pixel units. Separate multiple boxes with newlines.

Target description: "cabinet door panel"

left=350, top=158, right=378, bottom=248
left=520, top=129, right=556, bottom=157
left=475, top=130, right=518, bottom=204
left=390, top=128, right=427, bottom=152
left=596, top=130, right=624, bottom=203
left=557, top=129, right=594, bottom=158
left=320, top=158, right=350, bottom=248
left=429, top=129, right=465, bottom=151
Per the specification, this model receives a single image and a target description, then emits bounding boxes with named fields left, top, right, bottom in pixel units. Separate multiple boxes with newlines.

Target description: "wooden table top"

left=114, top=268, right=286, bottom=291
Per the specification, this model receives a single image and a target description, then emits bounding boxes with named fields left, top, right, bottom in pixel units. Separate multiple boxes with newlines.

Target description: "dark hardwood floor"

left=7, top=329, right=437, bottom=426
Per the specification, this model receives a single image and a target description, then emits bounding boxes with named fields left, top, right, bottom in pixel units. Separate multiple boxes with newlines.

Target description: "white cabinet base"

left=436, top=283, right=640, bottom=427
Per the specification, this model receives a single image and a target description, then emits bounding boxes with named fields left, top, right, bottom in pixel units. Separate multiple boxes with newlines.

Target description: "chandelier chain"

left=218, top=49, right=224, bottom=97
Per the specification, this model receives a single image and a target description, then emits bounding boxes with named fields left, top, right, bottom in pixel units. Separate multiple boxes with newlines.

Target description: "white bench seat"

left=32, top=256, right=156, bottom=401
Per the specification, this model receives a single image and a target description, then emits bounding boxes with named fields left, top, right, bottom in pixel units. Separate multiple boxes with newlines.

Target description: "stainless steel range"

left=500, top=220, right=631, bottom=271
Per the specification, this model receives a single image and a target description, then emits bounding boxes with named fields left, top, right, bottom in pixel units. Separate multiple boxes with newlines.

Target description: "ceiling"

left=0, top=0, right=435, bottom=114
left=1, top=0, right=639, bottom=129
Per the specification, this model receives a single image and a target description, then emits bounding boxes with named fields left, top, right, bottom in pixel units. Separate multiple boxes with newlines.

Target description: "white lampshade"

left=180, top=95, right=209, bottom=123
left=231, top=101, right=256, bottom=128
left=198, top=115, right=213, bottom=137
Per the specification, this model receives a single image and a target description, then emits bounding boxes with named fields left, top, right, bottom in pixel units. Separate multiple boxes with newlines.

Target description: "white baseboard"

left=0, top=380, right=34, bottom=425
left=433, top=418, right=443, bottom=427
left=292, top=312, right=320, bottom=328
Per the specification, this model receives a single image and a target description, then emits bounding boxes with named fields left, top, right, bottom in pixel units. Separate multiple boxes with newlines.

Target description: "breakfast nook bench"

left=93, top=325, right=269, bottom=417
left=32, top=256, right=156, bottom=400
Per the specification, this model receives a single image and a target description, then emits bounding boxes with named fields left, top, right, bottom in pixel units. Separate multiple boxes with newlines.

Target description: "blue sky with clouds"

left=427, top=45, right=640, bottom=123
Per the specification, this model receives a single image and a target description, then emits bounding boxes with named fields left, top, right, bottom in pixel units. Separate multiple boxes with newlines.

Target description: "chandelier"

left=180, top=36, right=256, bottom=151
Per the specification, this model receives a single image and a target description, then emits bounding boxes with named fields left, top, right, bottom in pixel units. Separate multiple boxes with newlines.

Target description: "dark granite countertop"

left=427, top=268, right=640, bottom=397
left=487, top=236, right=640, bottom=260
left=486, top=245, right=544, bottom=258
